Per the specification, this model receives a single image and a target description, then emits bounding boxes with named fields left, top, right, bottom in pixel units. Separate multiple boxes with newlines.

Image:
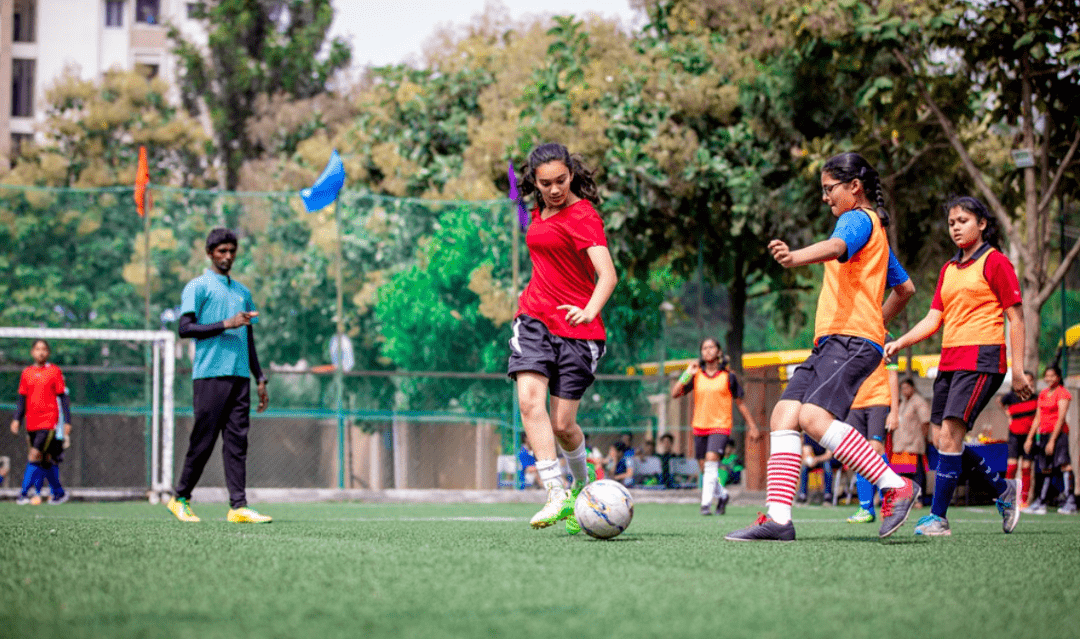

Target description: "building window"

left=106, top=1, right=124, bottom=27
left=13, top=0, right=36, bottom=42
left=136, top=63, right=160, bottom=79
left=135, top=0, right=160, bottom=24
left=10, top=133, right=34, bottom=160
left=12, top=59, right=35, bottom=117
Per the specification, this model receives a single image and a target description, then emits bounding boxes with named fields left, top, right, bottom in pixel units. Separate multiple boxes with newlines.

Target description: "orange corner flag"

left=134, top=146, right=150, bottom=217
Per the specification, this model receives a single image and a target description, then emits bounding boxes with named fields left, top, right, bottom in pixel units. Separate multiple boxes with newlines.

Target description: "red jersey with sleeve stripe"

left=931, top=243, right=1021, bottom=373
left=1001, top=391, right=1037, bottom=435
left=1037, top=385, right=1071, bottom=435
left=814, top=208, right=889, bottom=347
left=18, top=363, right=66, bottom=431
left=517, top=199, right=608, bottom=340
left=687, top=369, right=743, bottom=435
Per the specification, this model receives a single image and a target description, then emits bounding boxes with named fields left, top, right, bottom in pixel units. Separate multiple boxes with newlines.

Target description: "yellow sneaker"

left=227, top=506, right=272, bottom=523
left=167, top=497, right=201, bottom=522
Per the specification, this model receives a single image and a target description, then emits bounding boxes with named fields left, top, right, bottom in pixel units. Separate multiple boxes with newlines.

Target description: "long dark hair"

left=944, top=195, right=1002, bottom=250
left=822, top=152, right=889, bottom=228
left=517, top=143, right=599, bottom=211
left=699, top=337, right=730, bottom=370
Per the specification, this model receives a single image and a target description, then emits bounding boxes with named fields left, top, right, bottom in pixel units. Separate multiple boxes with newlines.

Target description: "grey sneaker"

left=879, top=478, right=921, bottom=538
left=700, top=504, right=714, bottom=516
left=1023, top=500, right=1047, bottom=515
left=914, top=514, right=951, bottom=536
left=725, top=513, right=796, bottom=542
left=48, top=492, right=70, bottom=505
left=1058, top=497, right=1077, bottom=514
left=996, top=479, right=1020, bottom=533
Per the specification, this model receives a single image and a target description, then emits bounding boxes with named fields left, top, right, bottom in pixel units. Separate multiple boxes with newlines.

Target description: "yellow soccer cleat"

left=167, top=497, right=201, bottom=523
left=227, top=507, right=273, bottom=523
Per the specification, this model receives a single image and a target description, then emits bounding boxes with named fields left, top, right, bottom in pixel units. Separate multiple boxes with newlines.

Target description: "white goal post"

left=0, top=327, right=175, bottom=503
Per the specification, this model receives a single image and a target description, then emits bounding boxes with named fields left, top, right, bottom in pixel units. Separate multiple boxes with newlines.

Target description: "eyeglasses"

left=822, top=181, right=849, bottom=197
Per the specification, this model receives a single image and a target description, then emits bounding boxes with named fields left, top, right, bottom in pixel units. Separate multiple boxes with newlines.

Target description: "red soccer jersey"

left=1001, top=391, right=1037, bottom=435
left=18, top=363, right=66, bottom=431
left=1037, top=385, right=1072, bottom=435
left=931, top=244, right=1022, bottom=373
left=517, top=199, right=608, bottom=340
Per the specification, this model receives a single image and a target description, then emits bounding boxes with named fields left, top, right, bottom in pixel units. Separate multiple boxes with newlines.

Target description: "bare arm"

left=734, top=397, right=762, bottom=440
left=769, top=238, right=846, bottom=268
left=671, top=363, right=699, bottom=398
left=884, top=309, right=943, bottom=359
left=882, top=279, right=916, bottom=325
left=886, top=369, right=900, bottom=432
left=558, top=246, right=617, bottom=326
left=1004, top=305, right=1033, bottom=399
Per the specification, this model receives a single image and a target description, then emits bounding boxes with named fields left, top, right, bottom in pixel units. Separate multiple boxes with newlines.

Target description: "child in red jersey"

left=999, top=370, right=1037, bottom=506
left=672, top=338, right=761, bottom=516
left=9, top=339, right=71, bottom=505
left=886, top=196, right=1033, bottom=536
left=508, top=143, right=618, bottom=534
left=1024, top=365, right=1074, bottom=514
left=726, top=152, right=918, bottom=542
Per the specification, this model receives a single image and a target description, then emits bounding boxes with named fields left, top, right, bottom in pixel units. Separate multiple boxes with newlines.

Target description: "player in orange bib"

left=886, top=196, right=1033, bottom=536
left=726, top=152, right=919, bottom=542
left=672, top=338, right=762, bottom=516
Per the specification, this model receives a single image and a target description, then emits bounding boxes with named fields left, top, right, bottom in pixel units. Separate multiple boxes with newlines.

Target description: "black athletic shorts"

left=848, top=406, right=889, bottom=443
left=930, top=370, right=1005, bottom=429
left=1032, top=436, right=1071, bottom=472
left=1007, top=432, right=1033, bottom=460
left=507, top=315, right=606, bottom=400
left=780, top=335, right=881, bottom=421
left=27, top=429, right=63, bottom=461
left=694, top=433, right=729, bottom=460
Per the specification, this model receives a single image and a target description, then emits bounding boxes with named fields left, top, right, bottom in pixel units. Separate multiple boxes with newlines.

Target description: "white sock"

left=536, top=458, right=563, bottom=491
left=702, top=461, right=719, bottom=507
left=820, top=420, right=905, bottom=490
left=562, top=440, right=588, bottom=485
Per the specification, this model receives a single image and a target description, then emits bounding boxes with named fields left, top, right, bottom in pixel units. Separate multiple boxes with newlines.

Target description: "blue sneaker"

left=913, top=514, right=951, bottom=536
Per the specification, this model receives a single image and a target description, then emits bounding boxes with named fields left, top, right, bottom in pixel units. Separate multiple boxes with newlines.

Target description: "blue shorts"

left=780, top=335, right=881, bottom=421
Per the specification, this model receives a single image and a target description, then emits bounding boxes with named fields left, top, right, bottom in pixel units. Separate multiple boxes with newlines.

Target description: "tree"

left=170, top=0, right=351, bottom=189
left=832, top=0, right=1080, bottom=370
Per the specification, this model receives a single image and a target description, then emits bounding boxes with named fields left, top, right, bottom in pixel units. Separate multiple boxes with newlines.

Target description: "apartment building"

left=0, top=0, right=205, bottom=164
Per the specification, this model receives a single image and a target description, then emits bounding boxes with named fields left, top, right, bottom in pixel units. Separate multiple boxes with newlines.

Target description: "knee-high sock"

left=856, top=474, right=876, bottom=513
left=961, top=445, right=1007, bottom=496
left=702, top=460, right=719, bottom=507
left=43, top=463, right=63, bottom=496
left=822, top=464, right=834, bottom=496
left=931, top=451, right=963, bottom=518
left=1062, top=470, right=1073, bottom=498
left=21, top=463, right=44, bottom=497
left=33, top=468, right=45, bottom=493
left=1021, top=466, right=1032, bottom=501
left=798, top=464, right=810, bottom=499
left=1006, top=461, right=1018, bottom=480
left=820, top=421, right=905, bottom=490
left=765, top=431, right=803, bottom=525
left=561, top=441, right=588, bottom=485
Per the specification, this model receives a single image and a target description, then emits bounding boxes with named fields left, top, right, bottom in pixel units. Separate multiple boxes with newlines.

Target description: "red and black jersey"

left=17, top=363, right=66, bottom=431
left=1000, top=391, right=1037, bottom=435
left=931, top=243, right=1022, bottom=373
left=517, top=199, right=608, bottom=341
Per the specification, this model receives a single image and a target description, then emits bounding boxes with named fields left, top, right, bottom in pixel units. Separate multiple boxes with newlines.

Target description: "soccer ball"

left=574, top=479, right=634, bottom=539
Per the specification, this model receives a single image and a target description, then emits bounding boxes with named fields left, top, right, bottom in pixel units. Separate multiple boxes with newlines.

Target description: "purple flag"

left=507, top=161, right=529, bottom=231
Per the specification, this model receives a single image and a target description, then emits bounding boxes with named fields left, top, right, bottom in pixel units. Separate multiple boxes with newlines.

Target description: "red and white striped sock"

left=765, top=430, right=802, bottom=525
left=821, top=421, right=905, bottom=490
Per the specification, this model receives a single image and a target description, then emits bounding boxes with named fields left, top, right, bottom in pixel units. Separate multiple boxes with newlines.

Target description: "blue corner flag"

left=300, top=149, right=346, bottom=212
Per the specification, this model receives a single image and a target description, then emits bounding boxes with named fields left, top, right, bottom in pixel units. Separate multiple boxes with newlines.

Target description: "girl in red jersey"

left=726, top=152, right=919, bottom=542
left=999, top=370, right=1037, bottom=507
left=508, top=143, right=618, bottom=534
left=1023, top=365, right=1074, bottom=514
left=672, top=338, right=761, bottom=515
left=9, top=339, right=71, bottom=505
left=885, top=196, right=1034, bottom=536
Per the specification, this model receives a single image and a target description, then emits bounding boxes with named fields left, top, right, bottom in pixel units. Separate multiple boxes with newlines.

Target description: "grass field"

left=2, top=500, right=1078, bottom=639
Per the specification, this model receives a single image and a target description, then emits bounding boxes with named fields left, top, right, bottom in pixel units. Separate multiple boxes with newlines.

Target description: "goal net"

left=0, top=327, right=175, bottom=503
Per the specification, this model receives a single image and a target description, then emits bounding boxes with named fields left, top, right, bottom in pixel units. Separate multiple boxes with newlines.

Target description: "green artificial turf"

left=1, top=501, right=1078, bottom=639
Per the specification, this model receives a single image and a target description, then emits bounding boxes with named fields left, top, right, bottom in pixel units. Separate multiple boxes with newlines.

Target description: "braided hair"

left=944, top=195, right=1002, bottom=250
left=822, top=152, right=890, bottom=228
left=517, top=143, right=599, bottom=212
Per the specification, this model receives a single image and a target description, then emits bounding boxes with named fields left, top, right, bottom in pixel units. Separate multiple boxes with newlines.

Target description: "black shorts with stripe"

left=930, top=370, right=1005, bottom=429
left=780, top=335, right=881, bottom=421
left=849, top=406, right=889, bottom=443
left=27, top=429, right=64, bottom=462
left=507, top=315, right=605, bottom=400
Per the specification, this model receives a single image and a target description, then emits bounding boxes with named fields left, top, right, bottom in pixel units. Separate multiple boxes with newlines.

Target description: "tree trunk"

left=726, top=248, right=747, bottom=376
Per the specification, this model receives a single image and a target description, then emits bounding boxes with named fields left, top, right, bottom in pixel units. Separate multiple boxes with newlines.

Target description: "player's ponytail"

left=519, top=143, right=599, bottom=210
left=944, top=195, right=1001, bottom=250
left=822, top=152, right=889, bottom=228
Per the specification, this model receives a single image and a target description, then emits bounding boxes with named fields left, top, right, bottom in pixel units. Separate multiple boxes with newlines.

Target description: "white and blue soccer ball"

left=574, top=479, right=633, bottom=539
